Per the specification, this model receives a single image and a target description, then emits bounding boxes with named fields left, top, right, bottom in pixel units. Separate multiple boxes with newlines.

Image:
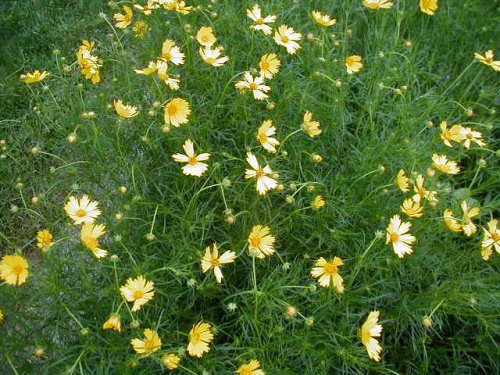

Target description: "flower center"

left=260, top=61, right=270, bottom=70
left=202, top=35, right=210, bottom=43
left=76, top=209, right=87, bottom=217
left=258, top=133, right=268, bottom=142
left=390, top=233, right=400, bottom=243
left=418, top=187, right=426, bottom=196
left=249, top=82, right=258, bottom=91
left=323, top=263, right=338, bottom=275
left=210, top=258, right=220, bottom=267
left=167, top=104, right=178, bottom=116
left=240, top=368, right=252, bottom=375
left=256, top=18, right=265, bottom=25
left=163, top=52, right=172, bottom=60
left=190, top=331, right=201, bottom=343
left=249, top=235, right=261, bottom=248
left=144, top=338, right=157, bottom=351
left=133, top=290, right=145, bottom=300
left=205, top=57, right=216, bottom=65
left=281, top=35, right=290, bottom=43
left=255, top=168, right=265, bottom=178
left=466, top=133, right=473, bottom=140
left=12, top=264, right=24, bottom=275
left=85, top=237, right=99, bottom=249
left=491, top=232, right=499, bottom=241
left=485, top=57, right=493, bottom=64
left=188, top=156, right=198, bottom=165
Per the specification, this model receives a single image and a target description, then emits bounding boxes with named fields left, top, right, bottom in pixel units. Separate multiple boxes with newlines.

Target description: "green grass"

left=0, top=0, right=499, bottom=374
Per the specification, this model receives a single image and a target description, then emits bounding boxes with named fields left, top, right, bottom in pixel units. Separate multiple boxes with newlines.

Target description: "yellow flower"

left=134, top=60, right=158, bottom=75
left=361, top=311, right=383, bottom=362
left=244, top=152, right=278, bottom=195
left=156, top=61, right=181, bottom=90
left=164, top=97, right=191, bottom=127
left=20, top=70, right=49, bottom=84
left=161, top=39, right=185, bottom=65
left=36, top=229, right=54, bottom=249
left=474, top=50, right=500, bottom=72
left=114, top=99, right=139, bottom=119
left=400, top=198, right=423, bottom=218
left=259, top=53, right=281, bottom=79
left=133, top=1, right=158, bottom=15
left=459, top=127, right=486, bottom=149
left=432, top=154, right=460, bottom=175
left=257, top=120, right=280, bottom=153
left=302, top=111, right=321, bottom=137
left=440, top=121, right=464, bottom=147
left=120, top=275, right=155, bottom=312
left=199, top=46, right=229, bottom=67
left=420, top=0, right=439, bottom=15
left=312, top=195, right=326, bottom=210
left=412, top=174, right=437, bottom=203
left=235, top=72, right=271, bottom=100
left=103, top=314, right=122, bottom=332
left=311, top=11, right=336, bottom=27
left=196, top=26, right=217, bottom=47
left=131, top=328, right=162, bottom=356
left=362, top=0, right=394, bottom=10
left=248, top=225, right=275, bottom=259
left=114, top=5, right=133, bottom=29
left=0, top=254, right=29, bottom=286
left=170, top=1, right=193, bottom=15
left=187, top=321, right=214, bottom=358
left=236, top=359, right=265, bottom=375
left=201, top=243, right=236, bottom=283
left=76, top=41, right=102, bottom=84
left=162, top=353, right=181, bottom=370
left=386, top=214, right=416, bottom=258
left=274, top=25, right=302, bottom=55
left=81, top=222, right=108, bottom=258
left=64, top=195, right=101, bottom=225
left=395, top=169, right=410, bottom=192
left=443, top=209, right=463, bottom=233
left=346, top=55, right=363, bottom=74
left=481, top=219, right=499, bottom=261
left=246, top=4, right=276, bottom=35
left=172, top=139, right=210, bottom=177
left=310, top=257, right=344, bottom=292
left=0, top=310, right=4, bottom=324
left=133, top=20, right=151, bottom=39
left=461, top=201, right=480, bottom=237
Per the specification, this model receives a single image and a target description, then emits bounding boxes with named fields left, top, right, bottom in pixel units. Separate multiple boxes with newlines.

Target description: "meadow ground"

left=0, top=0, right=499, bottom=374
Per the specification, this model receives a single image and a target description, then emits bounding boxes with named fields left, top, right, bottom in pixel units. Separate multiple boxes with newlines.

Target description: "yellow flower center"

left=249, top=235, right=261, bottom=248
left=210, top=258, right=220, bottom=267
left=346, top=57, right=356, bottom=66
left=249, top=82, right=258, bottom=91
left=260, top=61, right=270, bottom=70
left=258, top=132, right=268, bottom=142
left=167, top=104, right=178, bottom=116
left=205, top=57, right=217, bottom=65
left=144, top=338, right=158, bottom=351
left=443, top=130, right=452, bottom=140
left=85, top=237, right=99, bottom=249
left=202, top=35, right=210, bottom=43
left=240, top=368, right=252, bottom=375
left=466, top=133, right=473, bottom=140
left=491, top=232, right=499, bottom=241
left=485, top=57, right=493, bottom=64
left=12, top=264, right=24, bottom=275
left=188, top=156, right=198, bottom=165
left=323, top=262, right=338, bottom=275
left=418, top=187, right=426, bottom=197
left=256, top=18, right=265, bottom=25
left=133, top=290, right=145, bottom=300
left=76, top=209, right=87, bottom=217
left=390, top=233, right=400, bottom=243
left=163, top=52, right=172, bottom=60
left=190, top=331, right=201, bottom=343
left=281, top=35, right=290, bottom=43
left=255, top=168, right=265, bottom=178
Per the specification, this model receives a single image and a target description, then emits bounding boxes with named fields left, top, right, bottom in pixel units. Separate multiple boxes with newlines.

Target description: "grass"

left=0, top=0, right=499, bottom=374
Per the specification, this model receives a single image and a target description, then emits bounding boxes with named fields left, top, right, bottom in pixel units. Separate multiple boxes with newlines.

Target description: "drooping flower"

left=156, top=61, right=181, bottom=90
left=0, top=254, right=29, bottom=286
left=161, top=39, right=185, bottom=65
left=443, top=209, right=463, bottom=233
left=164, top=97, right=191, bottom=127
left=133, top=1, right=158, bottom=15
left=274, top=25, right=302, bottom=54
left=474, top=50, right=500, bottom=72
left=302, top=111, right=321, bottom=137
left=459, top=127, right=486, bottom=149
left=361, top=311, right=383, bottom=362
left=162, top=353, right=181, bottom=370
left=172, top=139, right=210, bottom=177
left=248, top=225, right=275, bottom=259
left=199, top=46, right=229, bottom=67
left=166, top=0, right=193, bottom=15
left=236, top=360, right=266, bottom=375
left=440, top=121, right=464, bottom=147
left=196, top=26, right=216, bottom=47
left=36, top=229, right=54, bottom=249
left=461, top=201, right=480, bottom=237
left=246, top=4, right=276, bottom=35
left=131, top=329, right=162, bottom=356
left=400, top=198, right=423, bottom=218
left=64, top=195, right=101, bottom=225
left=235, top=72, right=270, bottom=100
left=76, top=40, right=102, bottom=84
left=310, top=257, right=344, bottom=292
left=395, top=169, right=410, bottom=192
left=362, top=0, right=394, bottom=10
left=257, top=120, right=280, bottom=153
left=244, top=152, right=278, bottom=195
left=201, top=243, right=236, bottom=283
left=114, top=5, right=133, bottom=28
left=20, top=70, right=49, bottom=84
left=0, top=310, right=4, bottom=324
left=120, top=275, right=155, bottom=312
left=81, top=222, right=108, bottom=258
left=259, top=53, right=281, bottom=79
left=187, top=321, right=214, bottom=358
left=346, top=55, right=363, bottom=74
left=386, top=214, right=416, bottom=258
left=481, top=219, right=499, bottom=260
left=134, top=60, right=158, bottom=75
left=412, top=174, right=437, bottom=203
left=432, top=154, right=460, bottom=175
left=312, top=195, right=326, bottom=210
left=132, top=20, right=151, bottom=38
left=311, top=11, right=336, bottom=27
left=103, top=314, right=122, bottom=332
left=114, top=100, right=139, bottom=119
left=420, top=0, right=439, bottom=15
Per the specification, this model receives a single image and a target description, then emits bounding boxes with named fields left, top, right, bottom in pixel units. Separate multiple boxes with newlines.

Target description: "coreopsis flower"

left=443, top=209, right=463, bottom=232
left=133, top=20, right=151, bottom=38
left=172, top=139, right=210, bottom=177
left=120, top=275, right=155, bottom=312
left=461, top=201, right=480, bottom=237
left=187, top=321, right=214, bottom=358
left=235, top=72, right=270, bottom=100
left=362, top=0, right=394, bottom=10
left=201, top=243, right=236, bottom=283
left=420, top=0, right=439, bottom=15
left=0, top=254, right=29, bottom=286
left=481, top=219, right=499, bottom=260
left=346, top=55, right=363, bottom=74
left=156, top=61, right=181, bottom=90
left=171, top=1, right=193, bottom=15
left=161, top=39, right=185, bottom=65
left=246, top=4, right=276, bottom=35
left=259, top=53, right=281, bottom=79
left=164, top=97, right=191, bottom=127
left=20, top=70, right=49, bottom=84
left=64, top=195, right=101, bottom=225
left=310, top=257, right=344, bottom=292
left=311, top=11, right=336, bottom=27
left=474, top=50, right=500, bottom=72
left=257, top=120, right=280, bottom=153
left=134, top=60, right=158, bottom=75
left=248, top=225, right=275, bottom=259
left=114, top=5, right=133, bottom=28
left=0, top=310, right=3, bottom=324
left=236, top=360, right=265, bottom=375
left=302, top=111, right=322, bottom=137
left=386, top=214, right=416, bottom=258
left=244, top=152, right=278, bottom=195
left=401, top=198, right=423, bottom=218
left=196, top=26, right=216, bottom=47
left=312, top=195, right=326, bottom=210
left=361, top=311, right=383, bottom=362
left=131, top=329, right=162, bottom=356
left=412, top=174, right=437, bottom=203
left=114, top=100, right=139, bottom=119
left=199, top=46, right=229, bottom=67
left=460, top=127, right=486, bottom=149
left=36, top=229, right=54, bottom=249
left=76, top=41, right=102, bottom=84
left=162, top=353, right=181, bottom=370
left=396, top=169, right=410, bottom=192
left=440, top=121, right=464, bottom=147
left=432, top=154, right=460, bottom=175
left=133, top=1, right=158, bottom=15
left=274, top=25, right=302, bottom=54
left=81, top=222, right=108, bottom=258
left=103, top=314, right=122, bottom=332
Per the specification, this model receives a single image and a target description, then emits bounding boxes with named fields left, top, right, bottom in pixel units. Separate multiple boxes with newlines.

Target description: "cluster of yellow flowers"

left=76, top=40, right=102, bottom=84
